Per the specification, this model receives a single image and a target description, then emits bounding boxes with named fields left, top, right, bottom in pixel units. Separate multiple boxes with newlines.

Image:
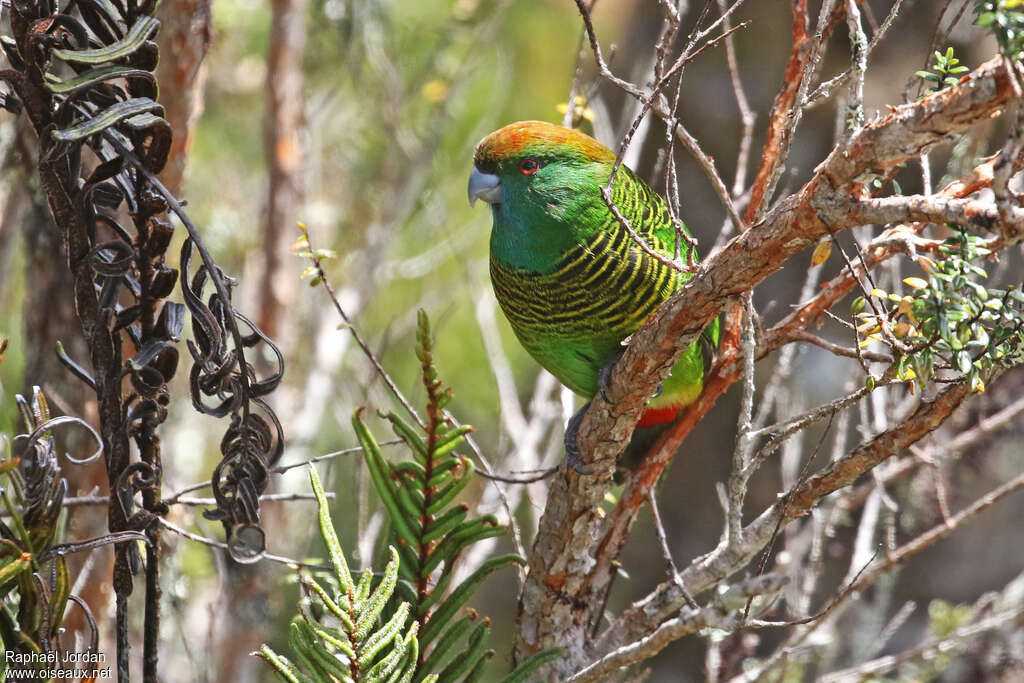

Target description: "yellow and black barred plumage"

left=489, top=170, right=686, bottom=390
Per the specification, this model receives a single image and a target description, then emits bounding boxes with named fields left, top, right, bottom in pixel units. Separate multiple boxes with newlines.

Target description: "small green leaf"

left=359, top=600, right=411, bottom=665
left=421, top=520, right=505, bottom=577
left=355, top=547, right=401, bottom=640
left=287, top=620, right=335, bottom=680
left=420, top=554, right=523, bottom=646
left=394, top=481, right=426, bottom=524
left=255, top=645, right=313, bottom=683
left=422, top=506, right=469, bottom=545
left=498, top=648, right=565, bottom=683
left=418, top=614, right=476, bottom=678
left=955, top=351, right=973, bottom=374
left=355, top=413, right=421, bottom=548
left=293, top=620, right=351, bottom=679
left=425, top=462, right=475, bottom=517
left=386, top=413, right=429, bottom=463
left=436, top=621, right=491, bottom=681
left=309, top=465, right=354, bottom=593
left=301, top=576, right=353, bottom=630
left=0, top=553, right=31, bottom=586
left=354, top=567, right=373, bottom=604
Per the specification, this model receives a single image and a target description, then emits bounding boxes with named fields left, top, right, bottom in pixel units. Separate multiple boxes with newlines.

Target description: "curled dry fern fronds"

left=0, top=388, right=110, bottom=675
left=1, top=0, right=285, bottom=671
left=0, top=0, right=284, bottom=574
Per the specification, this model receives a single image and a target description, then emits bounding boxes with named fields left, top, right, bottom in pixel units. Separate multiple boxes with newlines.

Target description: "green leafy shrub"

left=257, top=465, right=429, bottom=683
left=855, top=227, right=1024, bottom=392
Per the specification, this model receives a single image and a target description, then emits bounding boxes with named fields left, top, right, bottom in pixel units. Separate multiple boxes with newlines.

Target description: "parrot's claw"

left=597, top=351, right=625, bottom=404
left=564, top=402, right=593, bottom=475
left=598, top=352, right=662, bottom=401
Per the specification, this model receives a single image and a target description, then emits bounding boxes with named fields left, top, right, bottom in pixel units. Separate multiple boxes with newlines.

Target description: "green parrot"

left=467, top=120, right=717, bottom=470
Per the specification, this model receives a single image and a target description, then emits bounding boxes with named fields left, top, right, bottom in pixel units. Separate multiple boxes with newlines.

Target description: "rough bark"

left=155, top=0, right=212, bottom=196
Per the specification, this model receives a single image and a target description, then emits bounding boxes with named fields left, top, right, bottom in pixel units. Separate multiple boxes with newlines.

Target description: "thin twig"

left=475, top=467, right=558, bottom=484
left=844, top=0, right=867, bottom=130
left=717, top=0, right=755, bottom=200
left=647, top=490, right=698, bottom=609
left=790, top=329, right=892, bottom=363
left=727, top=292, right=757, bottom=546
left=271, top=440, right=403, bottom=474
left=0, top=492, right=331, bottom=513
left=819, top=606, right=1024, bottom=682
left=159, top=517, right=329, bottom=570
left=301, top=229, right=425, bottom=428
left=736, top=469, right=1024, bottom=682
left=567, top=607, right=739, bottom=683
left=573, top=0, right=746, bottom=233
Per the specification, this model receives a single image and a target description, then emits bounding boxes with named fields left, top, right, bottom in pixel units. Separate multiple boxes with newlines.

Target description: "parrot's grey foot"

left=597, top=351, right=626, bottom=403
left=564, top=401, right=593, bottom=475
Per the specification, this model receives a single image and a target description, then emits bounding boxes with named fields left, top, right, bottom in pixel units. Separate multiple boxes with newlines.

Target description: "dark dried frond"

left=1, top=0, right=285, bottom=672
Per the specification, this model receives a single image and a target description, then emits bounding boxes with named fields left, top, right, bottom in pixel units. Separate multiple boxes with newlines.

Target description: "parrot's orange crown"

left=473, top=120, right=615, bottom=168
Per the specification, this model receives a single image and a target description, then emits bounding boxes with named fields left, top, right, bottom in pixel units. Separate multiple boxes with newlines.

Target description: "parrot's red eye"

left=519, top=158, right=539, bottom=175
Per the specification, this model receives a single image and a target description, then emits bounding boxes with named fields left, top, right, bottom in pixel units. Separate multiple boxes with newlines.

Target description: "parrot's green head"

left=468, top=121, right=616, bottom=271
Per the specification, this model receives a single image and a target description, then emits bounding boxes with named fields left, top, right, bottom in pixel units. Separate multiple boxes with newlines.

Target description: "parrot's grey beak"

left=468, top=167, right=502, bottom=206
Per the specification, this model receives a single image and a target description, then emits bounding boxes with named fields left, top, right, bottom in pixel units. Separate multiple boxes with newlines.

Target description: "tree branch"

left=516, top=56, right=1022, bottom=674
left=597, top=374, right=981, bottom=657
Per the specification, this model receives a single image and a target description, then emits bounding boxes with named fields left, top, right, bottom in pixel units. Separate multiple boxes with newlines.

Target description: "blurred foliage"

left=976, top=0, right=1024, bottom=59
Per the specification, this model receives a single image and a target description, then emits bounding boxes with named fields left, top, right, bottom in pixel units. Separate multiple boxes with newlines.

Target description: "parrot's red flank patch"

left=475, top=120, right=615, bottom=166
left=637, top=404, right=681, bottom=428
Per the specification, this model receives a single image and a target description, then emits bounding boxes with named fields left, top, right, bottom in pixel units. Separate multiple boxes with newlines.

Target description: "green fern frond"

left=256, top=466, right=422, bottom=683
left=261, top=312, right=565, bottom=682
left=352, top=310, right=566, bottom=681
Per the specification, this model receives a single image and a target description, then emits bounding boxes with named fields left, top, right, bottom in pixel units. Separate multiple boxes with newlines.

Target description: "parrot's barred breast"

left=489, top=221, right=683, bottom=341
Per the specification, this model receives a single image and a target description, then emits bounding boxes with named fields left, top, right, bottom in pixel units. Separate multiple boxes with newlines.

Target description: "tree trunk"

left=258, top=0, right=307, bottom=339
left=155, top=0, right=213, bottom=197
